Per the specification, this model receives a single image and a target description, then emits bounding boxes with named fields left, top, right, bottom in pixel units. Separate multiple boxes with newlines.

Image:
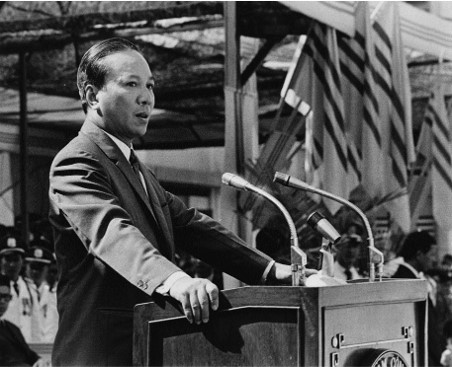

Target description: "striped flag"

left=410, top=84, right=452, bottom=257
left=430, top=84, right=452, bottom=230
left=370, top=2, right=415, bottom=232
left=334, top=2, right=414, bottom=232
left=282, top=23, right=350, bottom=214
left=409, top=91, right=434, bottom=230
left=338, top=2, right=383, bottom=196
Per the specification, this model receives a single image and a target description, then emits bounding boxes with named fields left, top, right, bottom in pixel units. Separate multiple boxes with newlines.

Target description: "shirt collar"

left=103, top=130, right=132, bottom=161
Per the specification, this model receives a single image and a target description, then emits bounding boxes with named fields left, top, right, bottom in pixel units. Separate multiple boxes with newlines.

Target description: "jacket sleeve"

left=49, top=149, right=181, bottom=294
left=165, top=190, right=274, bottom=285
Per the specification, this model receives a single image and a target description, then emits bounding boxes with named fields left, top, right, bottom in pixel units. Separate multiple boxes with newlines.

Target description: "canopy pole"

left=220, top=2, right=244, bottom=289
left=19, top=51, right=29, bottom=247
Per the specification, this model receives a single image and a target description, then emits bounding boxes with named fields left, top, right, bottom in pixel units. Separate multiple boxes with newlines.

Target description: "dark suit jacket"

left=391, top=263, right=417, bottom=279
left=392, top=262, right=444, bottom=366
left=49, top=120, right=273, bottom=366
left=0, top=319, right=40, bottom=366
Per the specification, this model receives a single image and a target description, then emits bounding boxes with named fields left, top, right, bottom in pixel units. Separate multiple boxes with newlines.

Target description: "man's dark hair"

left=398, top=231, right=436, bottom=261
left=77, top=37, right=140, bottom=113
left=0, top=274, right=10, bottom=288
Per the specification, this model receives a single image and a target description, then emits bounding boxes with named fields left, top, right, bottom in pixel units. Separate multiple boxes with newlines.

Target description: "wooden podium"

left=134, top=279, right=427, bottom=367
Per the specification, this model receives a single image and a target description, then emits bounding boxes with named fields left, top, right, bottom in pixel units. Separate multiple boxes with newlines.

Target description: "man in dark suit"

left=49, top=38, right=299, bottom=366
left=392, top=231, right=445, bottom=366
left=0, top=274, right=46, bottom=366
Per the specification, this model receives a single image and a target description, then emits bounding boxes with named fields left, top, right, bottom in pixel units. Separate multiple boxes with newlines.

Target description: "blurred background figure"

left=43, top=254, right=58, bottom=343
left=255, top=216, right=291, bottom=265
left=392, top=231, right=436, bottom=279
left=392, top=230, right=450, bottom=366
left=427, top=254, right=452, bottom=319
left=442, top=319, right=452, bottom=367
left=0, top=229, right=38, bottom=343
left=332, top=216, right=365, bottom=281
left=0, top=274, right=47, bottom=367
left=333, top=233, right=363, bottom=281
left=25, top=240, right=58, bottom=343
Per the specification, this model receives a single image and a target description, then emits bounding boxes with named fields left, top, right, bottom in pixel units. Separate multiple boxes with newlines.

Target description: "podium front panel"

left=322, top=300, right=424, bottom=366
left=145, top=307, right=300, bottom=366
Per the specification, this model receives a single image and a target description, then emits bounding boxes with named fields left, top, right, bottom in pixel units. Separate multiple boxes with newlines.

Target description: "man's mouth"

left=136, top=112, right=149, bottom=119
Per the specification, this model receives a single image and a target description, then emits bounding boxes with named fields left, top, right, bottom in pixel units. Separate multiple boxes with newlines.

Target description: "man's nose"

left=138, top=88, right=154, bottom=106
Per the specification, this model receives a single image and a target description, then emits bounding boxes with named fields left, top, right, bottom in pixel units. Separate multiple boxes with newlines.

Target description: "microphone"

left=221, top=173, right=254, bottom=191
left=222, top=172, right=307, bottom=286
left=274, top=172, right=384, bottom=282
left=307, top=211, right=341, bottom=244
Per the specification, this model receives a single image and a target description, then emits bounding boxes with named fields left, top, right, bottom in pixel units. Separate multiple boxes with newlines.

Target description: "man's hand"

left=268, top=262, right=318, bottom=285
left=169, top=277, right=219, bottom=325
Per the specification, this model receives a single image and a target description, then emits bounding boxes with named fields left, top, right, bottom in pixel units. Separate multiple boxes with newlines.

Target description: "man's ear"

left=85, top=84, right=100, bottom=110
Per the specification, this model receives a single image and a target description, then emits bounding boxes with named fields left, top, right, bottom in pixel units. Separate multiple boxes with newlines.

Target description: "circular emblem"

left=7, top=238, right=16, bottom=248
left=361, top=349, right=409, bottom=367
left=34, top=248, right=43, bottom=258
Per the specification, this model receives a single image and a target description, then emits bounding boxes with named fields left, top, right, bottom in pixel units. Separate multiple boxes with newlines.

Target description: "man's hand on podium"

left=267, top=263, right=318, bottom=285
left=169, top=277, right=219, bottom=325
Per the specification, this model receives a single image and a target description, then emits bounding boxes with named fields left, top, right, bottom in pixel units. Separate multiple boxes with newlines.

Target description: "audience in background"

left=333, top=217, right=364, bottom=281
left=0, top=215, right=59, bottom=345
left=0, top=229, right=37, bottom=343
left=25, top=240, right=58, bottom=343
left=0, top=273, right=47, bottom=366
left=392, top=230, right=450, bottom=367
left=255, top=216, right=291, bottom=265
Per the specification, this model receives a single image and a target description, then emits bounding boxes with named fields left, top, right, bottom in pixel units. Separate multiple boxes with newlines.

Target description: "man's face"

left=335, top=234, right=362, bottom=269
left=26, top=261, right=49, bottom=286
left=0, top=285, right=11, bottom=317
left=1, top=252, right=23, bottom=281
left=417, top=246, right=437, bottom=272
left=94, top=49, right=155, bottom=145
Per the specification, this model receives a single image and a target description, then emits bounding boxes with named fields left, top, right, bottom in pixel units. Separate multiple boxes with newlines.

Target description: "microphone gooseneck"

left=274, top=172, right=384, bottom=282
left=222, top=172, right=307, bottom=285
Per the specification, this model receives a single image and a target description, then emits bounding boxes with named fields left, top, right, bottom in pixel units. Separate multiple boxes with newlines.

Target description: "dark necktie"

left=344, top=268, right=352, bottom=280
left=13, top=282, right=19, bottom=296
left=129, top=149, right=141, bottom=177
left=130, top=149, right=149, bottom=198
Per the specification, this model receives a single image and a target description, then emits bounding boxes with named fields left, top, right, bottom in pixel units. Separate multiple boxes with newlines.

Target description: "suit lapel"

left=80, top=121, right=159, bottom=225
left=140, top=165, right=174, bottom=247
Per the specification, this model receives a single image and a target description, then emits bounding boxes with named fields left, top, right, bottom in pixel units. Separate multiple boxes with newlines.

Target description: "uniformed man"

left=0, top=230, right=37, bottom=342
left=25, top=241, right=58, bottom=343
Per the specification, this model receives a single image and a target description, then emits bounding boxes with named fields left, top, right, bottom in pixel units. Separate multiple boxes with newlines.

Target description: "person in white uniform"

left=25, top=241, right=58, bottom=343
left=0, top=231, right=37, bottom=342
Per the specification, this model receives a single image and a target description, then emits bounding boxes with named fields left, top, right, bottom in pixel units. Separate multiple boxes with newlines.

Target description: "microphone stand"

left=274, top=172, right=384, bottom=282
left=221, top=173, right=307, bottom=286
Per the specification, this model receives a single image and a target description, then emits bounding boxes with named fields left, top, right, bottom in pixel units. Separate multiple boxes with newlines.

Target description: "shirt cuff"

left=154, top=271, right=191, bottom=295
left=261, top=260, right=276, bottom=285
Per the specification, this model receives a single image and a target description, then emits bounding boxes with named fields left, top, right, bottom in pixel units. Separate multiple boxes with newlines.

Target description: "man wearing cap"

left=25, top=241, right=58, bottom=343
left=0, top=273, right=47, bottom=367
left=0, top=231, right=38, bottom=343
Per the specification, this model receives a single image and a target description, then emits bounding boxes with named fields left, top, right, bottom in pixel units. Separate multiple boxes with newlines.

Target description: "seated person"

left=0, top=274, right=46, bottom=366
